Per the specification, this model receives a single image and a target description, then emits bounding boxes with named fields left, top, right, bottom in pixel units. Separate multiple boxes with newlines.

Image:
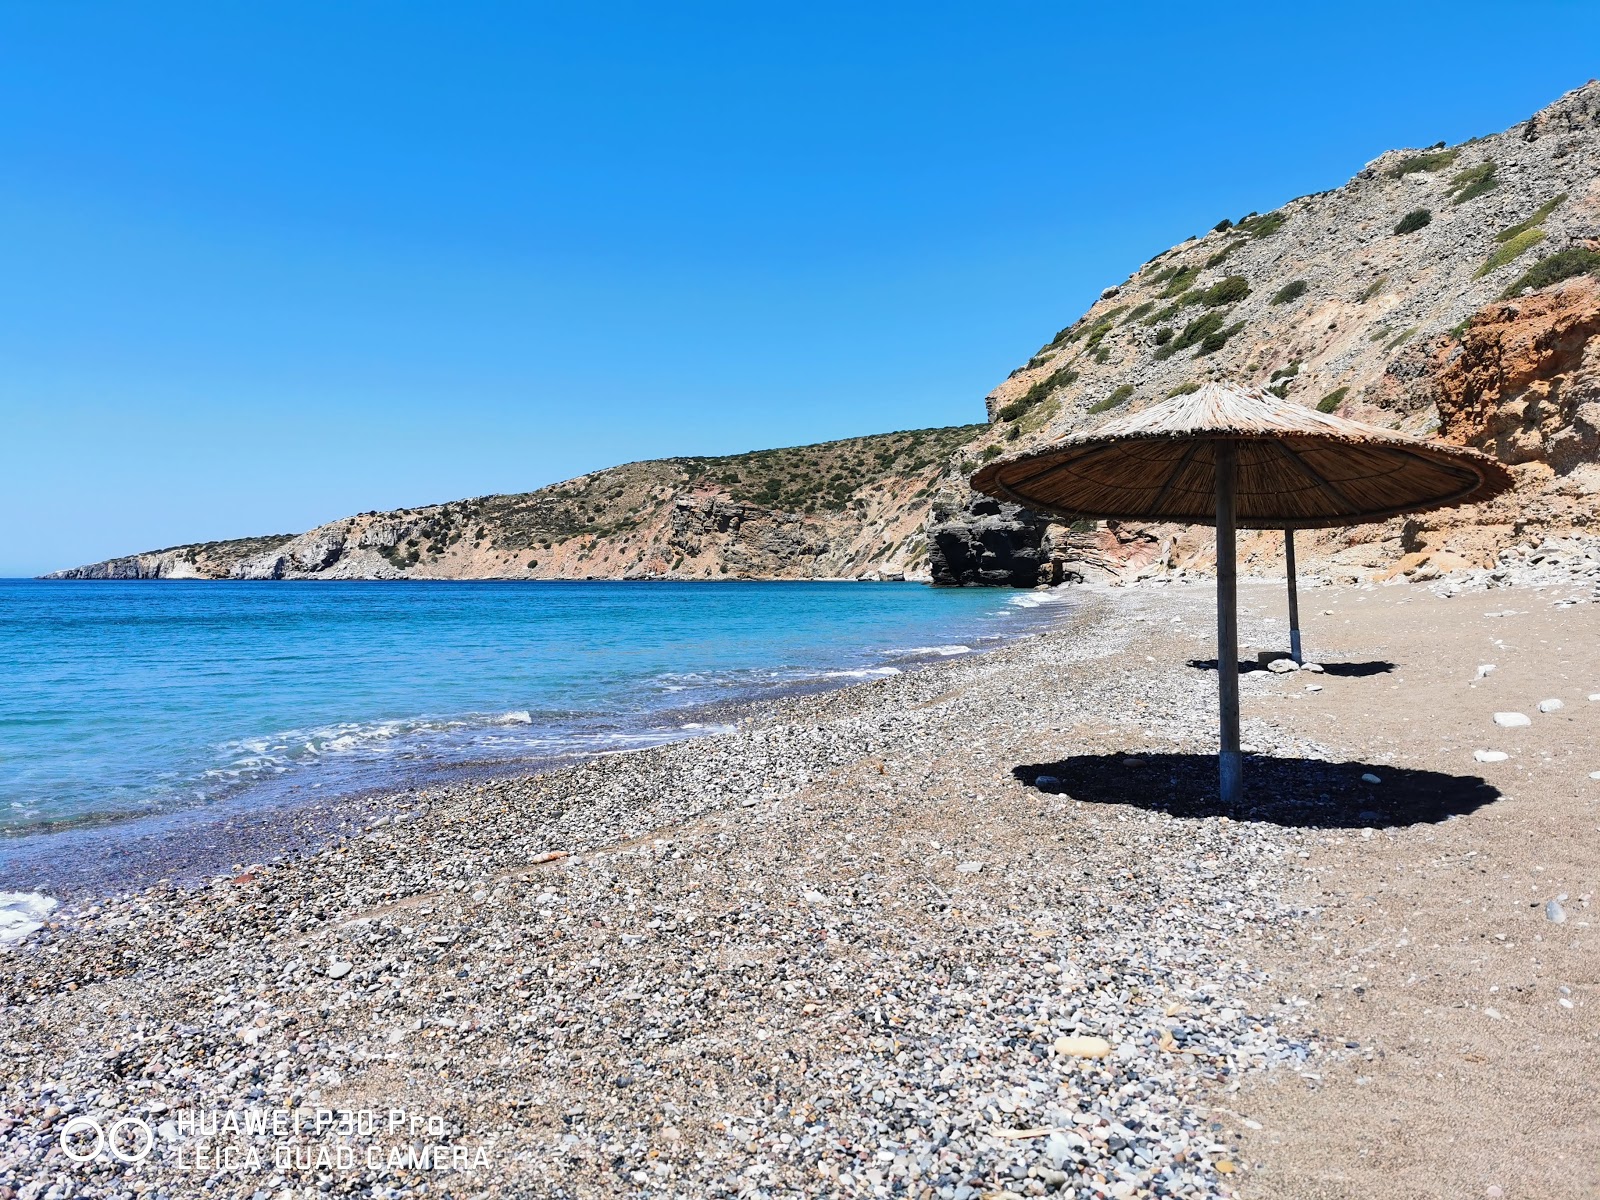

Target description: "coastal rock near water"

left=925, top=496, right=1051, bottom=586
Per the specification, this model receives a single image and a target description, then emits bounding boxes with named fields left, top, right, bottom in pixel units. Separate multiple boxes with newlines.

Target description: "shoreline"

left=0, top=588, right=1068, bottom=900
left=2, top=573, right=1594, bottom=1198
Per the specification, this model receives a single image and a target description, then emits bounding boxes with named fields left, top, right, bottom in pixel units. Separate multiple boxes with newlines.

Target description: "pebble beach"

left=3, top=553, right=1597, bottom=1200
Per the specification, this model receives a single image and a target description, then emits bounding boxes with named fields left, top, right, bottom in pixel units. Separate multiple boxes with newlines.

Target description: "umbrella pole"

left=1285, top=529, right=1303, bottom=664
left=1215, top=441, right=1242, bottom=804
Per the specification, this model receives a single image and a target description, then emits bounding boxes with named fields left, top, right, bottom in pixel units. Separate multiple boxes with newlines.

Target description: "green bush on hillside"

left=1316, top=387, right=1350, bottom=413
left=1087, top=384, right=1135, bottom=414
left=1358, top=276, right=1387, bottom=303
left=1270, top=280, right=1309, bottom=305
left=1204, top=240, right=1242, bottom=269
left=998, top=365, right=1079, bottom=421
left=1159, top=266, right=1201, bottom=298
left=1153, top=326, right=1174, bottom=345
left=1446, top=161, right=1497, bottom=205
left=1155, top=310, right=1231, bottom=360
left=1197, top=322, right=1245, bottom=356
left=1124, top=300, right=1156, bottom=323
left=1394, top=209, right=1432, bottom=235
left=1166, top=381, right=1201, bottom=397
left=1477, top=228, right=1546, bottom=277
left=1237, top=211, right=1286, bottom=239
left=1201, top=275, right=1251, bottom=306
left=1388, top=148, right=1458, bottom=177
left=1496, top=194, right=1567, bottom=244
left=1499, top=247, right=1600, bottom=299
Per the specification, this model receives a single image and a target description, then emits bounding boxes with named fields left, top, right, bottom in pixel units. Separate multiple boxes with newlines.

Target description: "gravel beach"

left=3, top=559, right=1596, bottom=1200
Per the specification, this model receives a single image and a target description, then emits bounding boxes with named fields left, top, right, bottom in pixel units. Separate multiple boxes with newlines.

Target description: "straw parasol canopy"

left=971, top=382, right=1512, bottom=529
left=970, top=381, right=1513, bottom=804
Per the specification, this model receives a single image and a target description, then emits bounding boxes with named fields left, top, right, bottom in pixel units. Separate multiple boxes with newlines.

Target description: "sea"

left=0, top=579, right=1069, bottom=876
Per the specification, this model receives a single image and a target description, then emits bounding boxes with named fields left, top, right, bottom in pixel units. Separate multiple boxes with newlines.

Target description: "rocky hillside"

left=46, top=426, right=984, bottom=581
left=933, top=80, right=1600, bottom=586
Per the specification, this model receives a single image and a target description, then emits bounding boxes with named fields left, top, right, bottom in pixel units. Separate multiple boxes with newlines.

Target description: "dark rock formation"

left=926, top=496, right=1052, bottom=587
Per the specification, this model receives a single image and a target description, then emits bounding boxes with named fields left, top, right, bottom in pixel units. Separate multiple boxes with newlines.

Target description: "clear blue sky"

left=2, top=2, right=1594, bottom=575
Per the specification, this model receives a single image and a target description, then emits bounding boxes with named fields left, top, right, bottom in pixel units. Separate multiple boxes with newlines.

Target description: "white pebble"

left=1474, top=750, right=1509, bottom=763
left=1492, top=712, right=1531, bottom=727
left=1538, top=698, right=1564, bottom=713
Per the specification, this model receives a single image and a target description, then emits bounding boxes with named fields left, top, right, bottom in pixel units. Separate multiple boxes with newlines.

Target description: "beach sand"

left=1, top=574, right=1594, bottom=1198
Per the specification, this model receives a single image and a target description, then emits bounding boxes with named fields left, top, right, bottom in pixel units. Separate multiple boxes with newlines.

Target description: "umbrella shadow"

left=1013, top=752, right=1498, bottom=829
left=1185, top=658, right=1396, bottom=677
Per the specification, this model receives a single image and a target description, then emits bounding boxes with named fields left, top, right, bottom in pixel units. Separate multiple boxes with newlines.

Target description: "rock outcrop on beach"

left=45, top=426, right=983, bottom=582
left=49, top=83, right=1600, bottom=587
left=930, top=80, right=1600, bottom=585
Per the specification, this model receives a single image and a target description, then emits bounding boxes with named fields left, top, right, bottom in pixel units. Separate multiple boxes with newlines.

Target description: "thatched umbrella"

left=971, top=381, right=1512, bottom=802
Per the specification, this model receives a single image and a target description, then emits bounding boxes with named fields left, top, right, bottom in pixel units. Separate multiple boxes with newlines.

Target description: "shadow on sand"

left=1185, top=658, right=1396, bottom=678
left=1012, top=752, right=1499, bottom=829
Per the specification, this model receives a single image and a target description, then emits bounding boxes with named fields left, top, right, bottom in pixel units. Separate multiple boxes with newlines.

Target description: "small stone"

left=1487, top=1186, right=1505, bottom=1198
left=1305, top=683, right=1323, bottom=693
left=1361, top=773, right=1381, bottom=784
left=1538, top=698, right=1564, bottom=713
left=1483, top=1007, right=1505, bottom=1021
left=1051, top=1035, right=1112, bottom=1058
left=327, top=960, right=353, bottom=980
left=1033, top=774, right=1060, bottom=789
left=1546, top=900, right=1566, bottom=924
left=1215, top=1161, right=1237, bottom=1174
left=1588, top=693, right=1600, bottom=703
left=1267, top=658, right=1298, bottom=674
left=1492, top=712, right=1531, bottom=727
left=1474, top=750, right=1509, bottom=763
left=1301, top=662, right=1324, bottom=673
left=1476, top=664, right=1496, bottom=679
left=955, top=861, right=986, bottom=874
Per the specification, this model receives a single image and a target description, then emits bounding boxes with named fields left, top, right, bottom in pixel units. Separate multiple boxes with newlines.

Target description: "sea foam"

left=0, top=892, right=57, bottom=948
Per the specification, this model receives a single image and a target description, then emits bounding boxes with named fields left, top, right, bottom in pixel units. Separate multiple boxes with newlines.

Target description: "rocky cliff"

left=46, top=426, right=984, bottom=582
left=934, top=80, right=1600, bottom=586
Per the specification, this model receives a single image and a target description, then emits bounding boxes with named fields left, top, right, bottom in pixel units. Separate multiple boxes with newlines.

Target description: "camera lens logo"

left=59, top=1114, right=155, bottom=1165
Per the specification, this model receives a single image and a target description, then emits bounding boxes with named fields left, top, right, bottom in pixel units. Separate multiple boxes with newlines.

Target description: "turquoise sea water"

left=0, top=580, right=1066, bottom=846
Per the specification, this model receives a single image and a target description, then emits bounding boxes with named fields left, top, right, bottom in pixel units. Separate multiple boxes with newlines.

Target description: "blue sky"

left=1, top=2, right=1595, bottom=575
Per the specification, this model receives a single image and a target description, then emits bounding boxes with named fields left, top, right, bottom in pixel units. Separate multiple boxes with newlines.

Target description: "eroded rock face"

left=926, top=497, right=1050, bottom=587
left=1432, top=277, right=1600, bottom=472
left=666, top=494, right=832, bottom=575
